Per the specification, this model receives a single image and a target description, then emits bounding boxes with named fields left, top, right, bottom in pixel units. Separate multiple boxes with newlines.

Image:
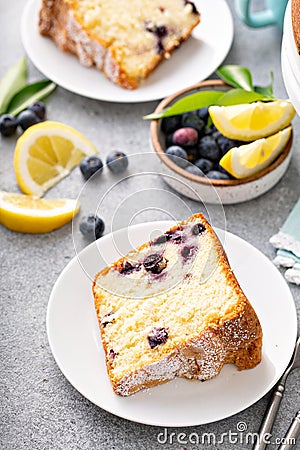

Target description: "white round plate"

left=47, top=221, right=297, bottom=427
left=21, top=0, right=233, bottom=103
left=281, top=0, right=300, bottom=114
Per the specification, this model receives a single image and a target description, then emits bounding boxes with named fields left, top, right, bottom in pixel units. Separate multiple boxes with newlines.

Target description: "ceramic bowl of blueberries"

left=150, top=80, right=293, bottom=204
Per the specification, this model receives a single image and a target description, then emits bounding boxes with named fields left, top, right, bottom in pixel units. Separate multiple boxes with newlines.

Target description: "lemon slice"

left=0, top=191, right=80, bottom=233
left=219, top=126, right=292, bottom=179
left=14, top=121, right=98, bottom=197
left=209, top=100, right=295, bottom=141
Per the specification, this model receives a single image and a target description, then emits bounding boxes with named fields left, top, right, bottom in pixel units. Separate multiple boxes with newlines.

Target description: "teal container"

left=234, top=0, right=289, bottom=30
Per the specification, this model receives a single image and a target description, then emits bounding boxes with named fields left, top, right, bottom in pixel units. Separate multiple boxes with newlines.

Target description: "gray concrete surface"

left=1, top=0, right=299, bottom=449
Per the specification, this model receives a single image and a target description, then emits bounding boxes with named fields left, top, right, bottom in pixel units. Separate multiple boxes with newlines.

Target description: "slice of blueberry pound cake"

left=93, top=213, right=262, bottom=396
left=39, top=0, right=200, bottom=89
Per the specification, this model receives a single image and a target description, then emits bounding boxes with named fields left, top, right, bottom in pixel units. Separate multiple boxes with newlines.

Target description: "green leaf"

left=217, top=89, right=267, bottom=106
left=0, top=57, right=27, bottom=114
left=217, top=65, right=254, bottom=91
left=143, top=90, right=224, bottom=120
left=7, top=81, right=56, bottom=116
left=254, top=71, right=276, bottom=99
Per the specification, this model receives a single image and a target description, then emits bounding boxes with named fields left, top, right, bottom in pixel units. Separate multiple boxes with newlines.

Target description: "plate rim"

left=21, top=0, right=234, bottom=103
left=47, top=221, right=297, bottom=427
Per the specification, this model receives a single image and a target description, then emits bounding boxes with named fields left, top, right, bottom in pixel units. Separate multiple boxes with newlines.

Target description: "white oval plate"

left=47, top=221, right=297, bottom=427
left=21, top=0, right=233, bottom=103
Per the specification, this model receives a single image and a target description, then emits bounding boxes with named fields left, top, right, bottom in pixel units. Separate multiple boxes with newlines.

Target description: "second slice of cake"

left=39, top=0, right=200, bottom=89
left=93, top=213, right=262, bottom=396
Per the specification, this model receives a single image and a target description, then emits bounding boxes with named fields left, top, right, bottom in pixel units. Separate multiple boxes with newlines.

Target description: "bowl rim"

left=150, top=79, right=293, bottom=187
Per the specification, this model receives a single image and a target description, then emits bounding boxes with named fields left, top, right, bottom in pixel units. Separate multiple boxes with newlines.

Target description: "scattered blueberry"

left=0, top=114, right=18, bottom=137
left=182, top=114, right=205, bottom=133
left=206, top=170, right=231, bottom=180
left=106, top=151, right=128, bottom=174
left=172, top=127, right=198, bottom=148
left=143, top=253, right=167, bottom=274
left=147, top=327, right=168, bottom=349
left=192, top=223, right=206, bottom=235
left=80, top=155, right=103, bottom=180
left=79, top=215, right=105, bottom=240
left=17, top=110, right=40, bottom=131
left=185, top=165, right=203, bottom=176
left=27, top=101, right=46, bottom=120
left=165, top=146, right=189, bottom=168
left=161, top=115, right=182, bottom=134
left=198, top=135, right=220, bottom=161
left=194, top=158, right=214, bottom=174
left=196, top=107, right=209, bottom=122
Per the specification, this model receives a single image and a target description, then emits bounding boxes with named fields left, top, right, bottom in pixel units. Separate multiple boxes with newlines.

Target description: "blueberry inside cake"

left=93, top=213, right=262, bottom=396
left=39, top=0, right=200, bottom=89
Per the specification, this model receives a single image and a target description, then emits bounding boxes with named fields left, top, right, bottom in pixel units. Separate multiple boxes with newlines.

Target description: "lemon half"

left=14, top=121, right=98, bottom=197
left=0, top=191, right=80, bottom=233
left=219, top=126, right=292, bottom=179
left=209, top=100, right=295, bottom=141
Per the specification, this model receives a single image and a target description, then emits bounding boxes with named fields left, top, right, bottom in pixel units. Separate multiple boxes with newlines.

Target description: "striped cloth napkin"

left=270, top=198, right=300, bottom=285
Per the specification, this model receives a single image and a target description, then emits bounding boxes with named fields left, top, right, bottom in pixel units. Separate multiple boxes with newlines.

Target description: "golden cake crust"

left=292, top=0, right=300, bottom=54
left=93, top=214, right=262, bottom=396
left=39, top=0, right=200, bottom=89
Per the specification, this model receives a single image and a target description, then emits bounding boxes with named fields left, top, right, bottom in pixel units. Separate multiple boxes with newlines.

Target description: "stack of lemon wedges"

left=0, top=121, right=97, bottom=233
left=209, top=100, right=295, bottom=179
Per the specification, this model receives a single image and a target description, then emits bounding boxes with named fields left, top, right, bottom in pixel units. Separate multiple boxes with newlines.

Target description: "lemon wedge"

left=209, top=100, right=295, bottom=141
left=14, top=121, right=98, bottom=197
left=219, top=126, right=292, bottom=179
left=0, top=191, right=80, bottom=233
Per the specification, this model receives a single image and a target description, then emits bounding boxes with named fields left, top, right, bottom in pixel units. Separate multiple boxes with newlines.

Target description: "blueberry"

left=182, top=113, right=205, bottom=134
left=181, top=245, right=197, bottom=259
left=165, top=146, right=189, bottom=168
left=143, top=253, right=167, bottom=274
left=173, top=127, right=198, bottom=148
left=192, top=223, right=206, bottom=235
left=80, top=156, right=103, bottom=180
left=204, top=124, right=218, bottom=135
left=106, top=151, right=128, bottom=174
left=147, top=327, right=168, bottom=349
left=120, top=261, right=141, bottom=274
left=185, top=165, right=204, bottom=176
left=216, top=135, right=239, bottom=155
left=101, top=311, right=115, bottom=327
left=194, top=158, right=214, bottom=174
left=186, top=146, right=199, bottom=163
left=165, top=133, right=174, bottom=148
left=161, top=115, right=182, bottom=134
left=181, top=110, right=197, bottom=120
left=212, top=130, right=222, bottom=140
left=79, top=215, right=105, bottom=239
left=108, top=349, right=118, bottom=359
left=0, top=114, right=18, bottom=137
left=198, top=136, right=220, bottom=161
left=206, top=170, right=231, bottom=180
left=27, top=101, right=46, bottom=120
left=216, top=164, right=234, bottom=178
left=17, top=110, right=40, bottom=131
left=196, top=107, right=209, bottom=123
